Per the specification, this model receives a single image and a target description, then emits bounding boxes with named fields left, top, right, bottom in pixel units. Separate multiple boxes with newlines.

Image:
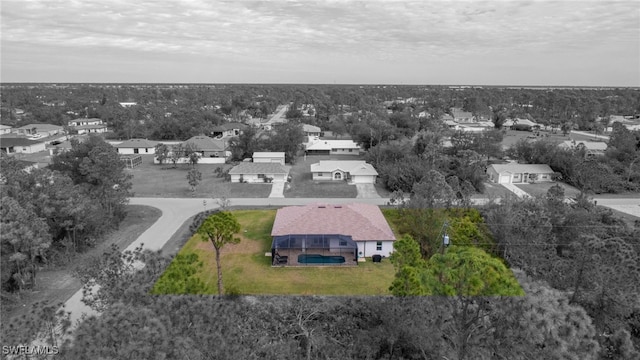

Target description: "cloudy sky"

left=1, top=1, right=638, bottom=86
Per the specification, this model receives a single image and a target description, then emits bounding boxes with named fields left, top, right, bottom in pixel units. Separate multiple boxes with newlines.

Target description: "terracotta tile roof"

left=271, top=203, right=396, bottom=242
left=228, top=162, right=288, bottom=175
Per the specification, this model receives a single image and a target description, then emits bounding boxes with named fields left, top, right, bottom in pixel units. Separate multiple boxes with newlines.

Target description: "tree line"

left=0, top=136, right=132, bottom=301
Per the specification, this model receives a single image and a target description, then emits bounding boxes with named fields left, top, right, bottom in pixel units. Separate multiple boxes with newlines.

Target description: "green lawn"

left=515, top=182, right=582, bottom=198
left=284, top=155, right=358, bottom=198
left=161, top=210, right=395, bottom=295
left=129, top=156, right=271, bottom=198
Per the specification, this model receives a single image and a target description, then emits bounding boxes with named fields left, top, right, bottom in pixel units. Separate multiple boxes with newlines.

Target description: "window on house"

left=339, top=240, right=347, bottom=246
left=334, top=172, right=342, bottom=180
left=317, top=172, right=322, bottom=176
left=134, top=148, right=139, bottom=154
left=258, top=174, right=265, bottom=178
left=145, top=148, right=149, bottom=153
left=331, top=148, right=337, bottom=152
left=349, top=149, right=353, bottom=152
left=376, top=241, right=382, bottom=251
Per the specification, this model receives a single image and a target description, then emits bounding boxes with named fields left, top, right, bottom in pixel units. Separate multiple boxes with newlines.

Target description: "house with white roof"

left=310, top=160, right=378, bottom=184
left=305, top=139, right=362, bottom=155
left=487, top=163, right=555, bottom=184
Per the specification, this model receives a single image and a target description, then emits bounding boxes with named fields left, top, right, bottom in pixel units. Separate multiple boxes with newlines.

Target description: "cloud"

left=1, top=0, right=638, bottom=85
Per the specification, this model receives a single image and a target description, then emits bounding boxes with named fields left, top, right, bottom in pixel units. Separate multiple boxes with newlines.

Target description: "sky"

left=1, top=0, right=639, bottom=86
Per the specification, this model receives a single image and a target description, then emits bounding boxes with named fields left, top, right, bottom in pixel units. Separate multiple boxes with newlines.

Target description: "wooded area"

left=1, top=84, right=639, bottom=359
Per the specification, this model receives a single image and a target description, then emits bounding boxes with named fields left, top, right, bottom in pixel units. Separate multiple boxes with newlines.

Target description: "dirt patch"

left=1, top=205, right=162, bottom=325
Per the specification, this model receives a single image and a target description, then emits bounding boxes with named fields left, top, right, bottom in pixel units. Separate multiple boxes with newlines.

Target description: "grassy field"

left=284, top=155, right=359, bottom=198
left=515, top=181, right=582, bottom=198
left=129, top=155, right=271, bottom=198
left=158, top=210, right=395, bottom=295
left=500, top=129, right=607, bottom=150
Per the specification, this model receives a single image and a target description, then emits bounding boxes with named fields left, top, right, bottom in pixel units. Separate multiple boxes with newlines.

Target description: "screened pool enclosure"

left=271, top=234, right=359, bottom=266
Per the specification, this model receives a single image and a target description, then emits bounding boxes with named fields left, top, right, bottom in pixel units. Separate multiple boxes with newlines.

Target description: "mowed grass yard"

left=284, top=154, right=359, bottom=198
left=500, top=128, right=607, bottom=150
left=128, top=155, right=271, bottom=198
left=162, top=210, right=395, bottom=295
left=515, top=181, right=582, bottom=198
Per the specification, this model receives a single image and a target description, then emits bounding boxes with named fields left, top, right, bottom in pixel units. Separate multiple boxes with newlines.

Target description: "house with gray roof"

left=310, top=160, right=378, bottom=184
left=115, top=138, right=159, bottom=154
left=228, top=162, right=289, bottom=183
left=487, top=163, right=555, bottom=184
left=0, top=136, right=46, bottom=154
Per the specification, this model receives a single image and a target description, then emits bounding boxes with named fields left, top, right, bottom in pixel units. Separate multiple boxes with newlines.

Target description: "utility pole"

left=440, top=221, right=450, bottom=255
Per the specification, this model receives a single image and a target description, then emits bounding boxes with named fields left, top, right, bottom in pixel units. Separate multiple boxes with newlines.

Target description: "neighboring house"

left=310, top=160, right=378, bottom=183
left=68, top=118, right=103, bottom=127
left=441, top=113, right=454, bottom=122
left=452, top=123, right=490, bottom=132
left=487, top=163, right=555, bottom=184
left=183, top=135, right=229, bottom=161
left=503, top=118, right=538, bottom=130
left=252, top=152, right=285, bottom=165
left=75, top=124, right=108, bottom=135
left=301, top=124, right=321, bottom=137
left=211, top=122, right=247, bottom=138
left=0, top=125, right=13, bottom=135
left=115, top=138, right=159, bottom=154
left=305, top=139, right=362, bottom=155
left=228, top=162, right=289, bottom=183
left=417, top=110, right=430, bottom=118
left=14, top=123, right=64, bottom=137
left=558, top=140, right=607, bottom=157
left=451, top=108, right=474, bottom=122
left=270, top=203, right=397, bottom=261
left=0, top=137, right=46, bottom=154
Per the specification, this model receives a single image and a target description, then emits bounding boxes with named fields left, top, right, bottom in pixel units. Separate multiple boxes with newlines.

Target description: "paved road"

left=592, top=197, right=640, bottom=217
left=266, top=104, right=289, bottom=125
left=571, top=130, right=609, bottom=140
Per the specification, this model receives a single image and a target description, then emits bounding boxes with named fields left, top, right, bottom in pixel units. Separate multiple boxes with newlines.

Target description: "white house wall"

left=230, top=173, right=285, bottom=183
left=14, top=142, right=46, bottom=154
left=330, top=148, right=360, bottom=155
left=352, top=175, right=376, bottom=184
left=254, top=157, right=285, bottom=165
left=357, top=240, right=394, bottom=258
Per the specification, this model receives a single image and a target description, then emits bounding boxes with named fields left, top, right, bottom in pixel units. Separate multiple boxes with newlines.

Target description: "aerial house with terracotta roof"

left=270, top=203, right=396, bottom=266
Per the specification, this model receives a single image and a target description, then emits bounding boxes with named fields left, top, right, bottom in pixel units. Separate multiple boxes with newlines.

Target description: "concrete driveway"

left=355, top=183, right=381, bottom=198
left=269, top=182, right=285, bottom=198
